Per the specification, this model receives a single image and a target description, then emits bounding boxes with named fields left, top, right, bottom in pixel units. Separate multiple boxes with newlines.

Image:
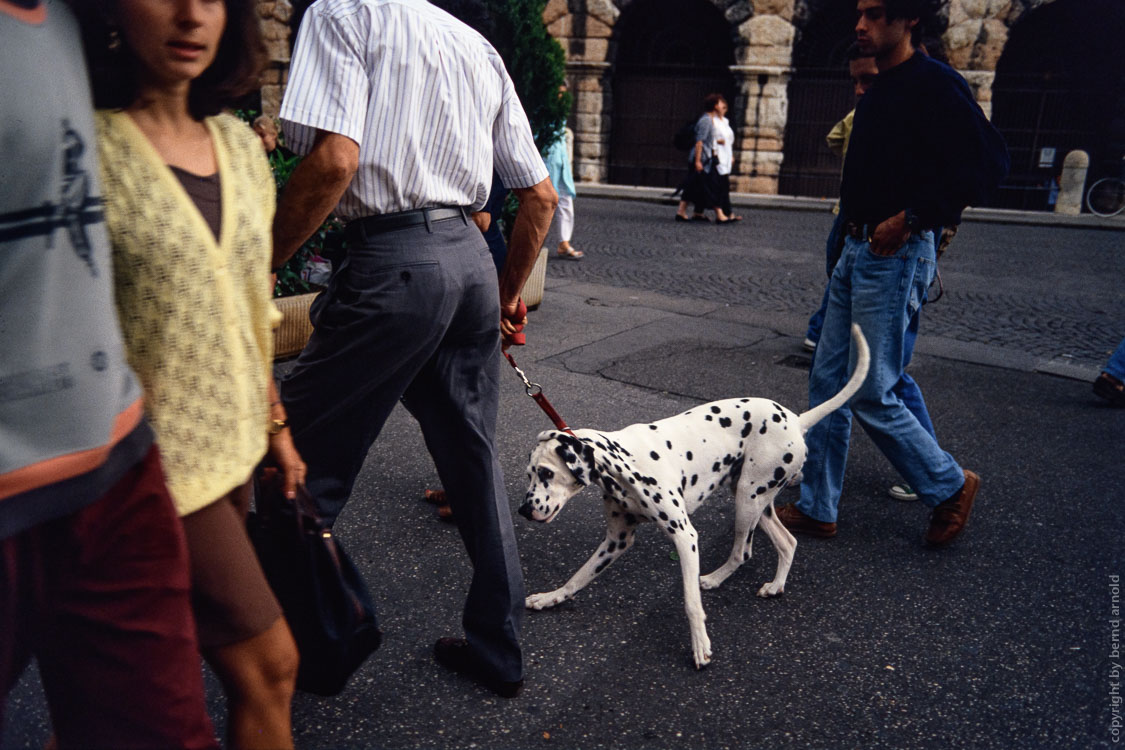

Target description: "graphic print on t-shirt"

left=0, top=119, right=103, bottom=275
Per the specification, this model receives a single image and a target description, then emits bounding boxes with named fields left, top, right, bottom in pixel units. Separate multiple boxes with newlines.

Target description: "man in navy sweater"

left=778, top=0, right=1008, bottom=547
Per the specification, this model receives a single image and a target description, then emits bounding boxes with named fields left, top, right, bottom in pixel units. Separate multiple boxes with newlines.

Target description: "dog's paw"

left=756, top=580, right=785, bottom=597
left=699, top=572, right=724, bottom=590
left=525, top=591, right=567, bottom=610
left=693, top=645, right=713, bottom=670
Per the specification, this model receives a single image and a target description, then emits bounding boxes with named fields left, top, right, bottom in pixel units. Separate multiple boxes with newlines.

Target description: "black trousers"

left=281, top=217, right=525, bottom=681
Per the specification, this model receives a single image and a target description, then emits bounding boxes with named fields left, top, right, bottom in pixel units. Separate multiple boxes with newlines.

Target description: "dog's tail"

left=797, top=324, right=870, bottom=433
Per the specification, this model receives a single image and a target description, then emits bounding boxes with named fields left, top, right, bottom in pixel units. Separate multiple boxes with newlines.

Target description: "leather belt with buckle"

left=346, top=206, right=467, bottom=243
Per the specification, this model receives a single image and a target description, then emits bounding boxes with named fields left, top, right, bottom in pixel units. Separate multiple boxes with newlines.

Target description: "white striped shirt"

left=281, top=0, right=548, bottom=219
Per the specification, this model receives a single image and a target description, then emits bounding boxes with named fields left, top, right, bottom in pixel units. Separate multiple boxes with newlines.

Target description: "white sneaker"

left=802, top=337, right=817, bottom=352
left=888, top=483, right=919, bottom=502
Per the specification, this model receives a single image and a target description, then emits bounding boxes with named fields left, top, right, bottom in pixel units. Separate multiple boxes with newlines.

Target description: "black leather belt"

left=345, top=206, right=467, bottom=242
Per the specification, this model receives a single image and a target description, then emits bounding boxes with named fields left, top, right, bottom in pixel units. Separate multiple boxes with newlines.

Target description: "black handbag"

left=247, top=470, right=382, bottom=696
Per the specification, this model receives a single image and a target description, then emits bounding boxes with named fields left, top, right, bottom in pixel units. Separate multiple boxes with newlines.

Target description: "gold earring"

left=108, top=28, right=121, bottom=52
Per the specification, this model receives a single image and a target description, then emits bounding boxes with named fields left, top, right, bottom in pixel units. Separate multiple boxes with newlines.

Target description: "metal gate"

left=778, top=68, right=853, bottom=200
left=991, top=73, right=1110, bottom=211
left=608, top=66, right=736, bottom=188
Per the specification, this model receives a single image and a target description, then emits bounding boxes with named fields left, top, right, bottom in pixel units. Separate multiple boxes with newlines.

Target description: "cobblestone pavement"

left=549, top=198, right=1125, bottom=369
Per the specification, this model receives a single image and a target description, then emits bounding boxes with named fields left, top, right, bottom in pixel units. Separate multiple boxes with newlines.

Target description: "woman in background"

left=73, top=1, right=302, bottom=747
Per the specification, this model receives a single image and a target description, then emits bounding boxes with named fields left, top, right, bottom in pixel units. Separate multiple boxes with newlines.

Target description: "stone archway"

left=988, top=0, right=1125, bottom=209
left=545, top=0, right=800, bottom=192
left=606, top=0, right=737, bottom=187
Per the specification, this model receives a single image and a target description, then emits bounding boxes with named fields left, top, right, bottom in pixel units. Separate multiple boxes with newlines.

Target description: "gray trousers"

left=281, top=217, right=525, bottom=681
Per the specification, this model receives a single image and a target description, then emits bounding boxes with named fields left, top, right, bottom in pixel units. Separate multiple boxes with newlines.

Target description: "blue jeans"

left=1104, top=337, right=1125, bottom=382
left=807, top=216, right=936, bottom=440
left=797, top=231, right=964, bottom=523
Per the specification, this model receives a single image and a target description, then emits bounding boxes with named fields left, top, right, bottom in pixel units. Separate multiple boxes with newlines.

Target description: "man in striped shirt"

left=273, top=0, right=557, bottom=698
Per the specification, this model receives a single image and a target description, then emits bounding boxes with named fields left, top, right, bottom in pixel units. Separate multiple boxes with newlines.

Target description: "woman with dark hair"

left=674, top=93, right=734, bottom=223
left=72, top=2, right=301, bottom=747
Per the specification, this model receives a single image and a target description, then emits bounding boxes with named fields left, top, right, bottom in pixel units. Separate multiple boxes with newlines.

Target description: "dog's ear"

left=536, top=429, right=561, bottom=444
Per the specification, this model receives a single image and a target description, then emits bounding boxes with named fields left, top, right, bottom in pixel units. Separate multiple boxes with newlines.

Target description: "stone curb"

left=575, top=183, right=1125, bottom=230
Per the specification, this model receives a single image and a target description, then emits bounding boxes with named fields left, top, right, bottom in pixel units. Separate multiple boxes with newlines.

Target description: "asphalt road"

left=4, top=200, right=1123, bottom=749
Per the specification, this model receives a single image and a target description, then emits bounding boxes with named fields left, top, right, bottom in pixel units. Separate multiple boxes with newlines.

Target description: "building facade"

left=258, top=0, right=1124, bottom=209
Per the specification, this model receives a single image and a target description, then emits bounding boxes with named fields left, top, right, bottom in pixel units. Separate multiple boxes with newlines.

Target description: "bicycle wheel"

left=1086, top=177, right=1125, bottom=217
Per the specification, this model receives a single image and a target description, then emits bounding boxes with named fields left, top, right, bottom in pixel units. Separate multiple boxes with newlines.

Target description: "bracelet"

left=268, top=417, right=289, bottom=435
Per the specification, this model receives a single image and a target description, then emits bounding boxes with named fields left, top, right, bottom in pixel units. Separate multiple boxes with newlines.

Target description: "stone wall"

left=257, top=0, right=293, bottom=117
left=255, top=0, right=1055, bottom=191
left=544, top=0, right=1057, bottom=191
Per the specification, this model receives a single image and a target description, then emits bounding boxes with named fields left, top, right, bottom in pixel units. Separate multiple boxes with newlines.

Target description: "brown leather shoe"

left=434, top=637, right=523, bottom=698
left=924, top=469, right=980, bottom=547
left=775, top=504, right=837, bottom=538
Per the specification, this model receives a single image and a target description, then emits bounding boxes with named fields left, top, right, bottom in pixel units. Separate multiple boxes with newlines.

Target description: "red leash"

left=503, top=351, right=574, bottom=436
left=502, top=297, right=575, bottom=435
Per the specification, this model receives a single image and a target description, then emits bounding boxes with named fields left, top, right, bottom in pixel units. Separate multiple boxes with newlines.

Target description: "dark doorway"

left=991, top=0, right=1125, bottom=211
left=779, top=0, right=861, bottom=198
left=608, top=0, right=736, bottom=187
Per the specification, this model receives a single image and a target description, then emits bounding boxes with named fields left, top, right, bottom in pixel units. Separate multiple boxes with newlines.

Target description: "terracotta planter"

left=521, top=245, right=549, bottom=309
left=273, top=292, right=317, bottom=359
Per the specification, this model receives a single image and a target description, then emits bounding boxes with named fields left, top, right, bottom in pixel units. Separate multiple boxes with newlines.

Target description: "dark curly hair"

left=67, top=0, right=266, bottom=119
left=702, top=92, right=727, bottom=113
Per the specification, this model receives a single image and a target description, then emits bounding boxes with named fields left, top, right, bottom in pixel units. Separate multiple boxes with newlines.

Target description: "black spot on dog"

left=692, top=544, right=696, bottom=552
left=704, top=415, right=713, bottom=422
left=672, top=498, right=680, bottom=507
left=719, top=417, right=732, bottom=428
left=712, top=462, right=721, bottom=473
left=595, top=559, right=610, bottom=574
left=650, top=451, right=660, bottom=461
left=743, top=411, right=751, bottom=421
left=607, top=541, right=616, bottom=553
left=783, top=453, right=793, bottom=464
left=710, top=406, right=721, bottom=414
left=666, top=440, right=673, bottom=450
left=722, top=454, right=733, bottom=466
left=743, top=551, right=750, bottom=561
left=624, top=513, right=638, bottom=525
left=759, top=421, right=768, bottom=435
left=691, top=474, right=698, bottom=486
left=643, top=489, right=650, bottom=497
left=772, top=414, right=782, bottom=423
left=741, top=422, right=753, bottom=438
left=756, top=486, right=766, bottom=495
left=618, top=531, right=627, bottom=540
left=686, top=451, right=693, bottom=461
left=774, top=466, right=786, bottom=481
left=740, top=398, right=750, bottom=403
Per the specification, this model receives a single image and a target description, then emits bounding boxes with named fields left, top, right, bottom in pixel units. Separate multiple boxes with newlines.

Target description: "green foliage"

left=486, top=0, right=571, bottom=154
left=234, top=109, right=341, bottom=298
left=481, top=0, right=571, bottom=238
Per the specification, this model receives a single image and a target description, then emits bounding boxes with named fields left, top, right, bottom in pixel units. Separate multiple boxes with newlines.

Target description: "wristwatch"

left=268, top=417, right=289, bottom=435
left=903, top=208, right=924, bottom=232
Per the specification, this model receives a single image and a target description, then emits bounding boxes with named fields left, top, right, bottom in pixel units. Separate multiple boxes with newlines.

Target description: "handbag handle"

left=255, top=467, right=321, bottom=534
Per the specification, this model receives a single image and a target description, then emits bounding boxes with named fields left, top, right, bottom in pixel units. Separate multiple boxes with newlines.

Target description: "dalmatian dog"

left=518, top=324, right=869, bottom=669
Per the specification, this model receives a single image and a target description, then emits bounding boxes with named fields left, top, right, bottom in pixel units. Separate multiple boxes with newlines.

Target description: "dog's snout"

left=518, top=503, right=535, bottom=520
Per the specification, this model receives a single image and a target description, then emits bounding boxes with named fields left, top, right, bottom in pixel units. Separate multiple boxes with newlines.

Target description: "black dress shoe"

left=433, top=637, right=523, bottom=698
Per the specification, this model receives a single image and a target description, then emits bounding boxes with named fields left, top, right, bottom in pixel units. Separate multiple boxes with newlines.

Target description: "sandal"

left=1093, top=372, right=1125, bottom=407
left=557, top=246, right=584, bottom=260
left=674, top=214, right=690, bottom=222
left=423, top=488, right=447, bottom=504
left=718, top=215, right=743, bottom=224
